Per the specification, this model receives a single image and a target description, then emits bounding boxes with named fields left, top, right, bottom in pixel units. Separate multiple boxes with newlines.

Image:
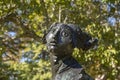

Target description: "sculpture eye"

left=61, top=31, right=69, bottom=37
left=60, top=27, right=72, bottom=37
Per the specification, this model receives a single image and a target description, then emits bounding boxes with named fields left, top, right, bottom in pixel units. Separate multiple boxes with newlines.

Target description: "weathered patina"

left=43, top=23, right=98, bottom=80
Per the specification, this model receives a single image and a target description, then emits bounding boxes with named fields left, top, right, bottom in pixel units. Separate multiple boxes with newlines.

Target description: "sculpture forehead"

left=49, top=24, right=72, bottom=34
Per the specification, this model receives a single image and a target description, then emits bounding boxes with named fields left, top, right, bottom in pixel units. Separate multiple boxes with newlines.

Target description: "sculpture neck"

left=49, top=53, right=72, bottom=80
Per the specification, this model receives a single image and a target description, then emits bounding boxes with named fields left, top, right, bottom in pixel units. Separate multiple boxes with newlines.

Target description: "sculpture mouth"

left=47, top=40, right=58, bottom=51
left=49, top=42, right=56, bottom=46
left=49, top=40, right=57, bottom=46
left=49, top=43, right=57, bottom=49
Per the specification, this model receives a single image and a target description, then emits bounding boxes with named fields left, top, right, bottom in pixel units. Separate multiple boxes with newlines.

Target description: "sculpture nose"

left=47, top=32, right=57, bottom=44
left=49, top=33, right=55, bottom=39
left=51, top=34, right=57, bottom=42
left=46, top=26, right=61, bottom=44
left=50, top=27, right=60, bottom=39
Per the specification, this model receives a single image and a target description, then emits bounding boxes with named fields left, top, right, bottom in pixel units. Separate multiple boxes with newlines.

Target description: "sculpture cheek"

left=60, top=36, right=72, bottom=44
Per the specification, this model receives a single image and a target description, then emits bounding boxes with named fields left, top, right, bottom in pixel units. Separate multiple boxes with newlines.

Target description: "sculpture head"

left=43, top=23, right=98, bottom=57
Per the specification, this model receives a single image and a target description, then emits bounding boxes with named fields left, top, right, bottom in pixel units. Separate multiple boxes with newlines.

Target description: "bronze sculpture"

left=43, top=23, right=98, bottom=80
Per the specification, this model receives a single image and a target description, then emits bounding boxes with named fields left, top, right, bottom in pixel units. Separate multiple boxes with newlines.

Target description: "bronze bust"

left=43, top=23, right=98, bottom=80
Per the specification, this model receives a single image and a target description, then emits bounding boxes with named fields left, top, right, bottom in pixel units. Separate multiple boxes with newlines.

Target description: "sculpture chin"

left=50, top=46, right=56, bottom=51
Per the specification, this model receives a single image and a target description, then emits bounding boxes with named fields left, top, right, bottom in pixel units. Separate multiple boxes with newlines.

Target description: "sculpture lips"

left=49, top=42, right=56, bottom=46
left=48, top=40, right=57, bottom=51
left=49, top=38, right=57, bottom=45
left=49, top=43, right=56, bottom=50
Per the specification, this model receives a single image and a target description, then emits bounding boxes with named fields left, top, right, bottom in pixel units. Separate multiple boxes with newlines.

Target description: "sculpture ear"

left=76, top=28, right=98, bottom=51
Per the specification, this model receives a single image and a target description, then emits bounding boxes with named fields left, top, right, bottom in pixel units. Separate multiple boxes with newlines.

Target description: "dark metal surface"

left=43, top=23, right=98, bottom=80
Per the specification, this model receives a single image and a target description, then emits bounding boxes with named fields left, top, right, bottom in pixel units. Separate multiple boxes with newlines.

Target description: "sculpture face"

left=44, top=23, right=98, bottom=56
left=46, top=24, right=74, bottom=56
left=43, top=23, right=97, bottom=80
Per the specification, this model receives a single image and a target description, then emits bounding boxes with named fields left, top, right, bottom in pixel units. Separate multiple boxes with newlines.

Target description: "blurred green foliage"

left=0, top=0, right=120, bottom=80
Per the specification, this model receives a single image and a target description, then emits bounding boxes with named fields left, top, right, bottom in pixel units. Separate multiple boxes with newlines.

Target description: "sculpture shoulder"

left=54, top=57, right=94, bottom=80
left=55, top=68, right=94, bottom=80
